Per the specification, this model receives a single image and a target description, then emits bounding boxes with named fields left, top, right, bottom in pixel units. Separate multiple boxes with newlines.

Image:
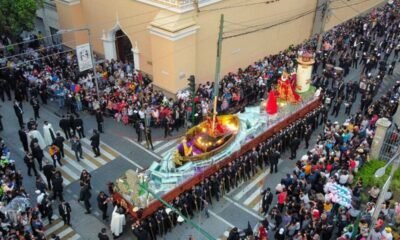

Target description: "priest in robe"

left=28, top=129, right=46, bottom=150
left=43, top=121, right=56, bottom=146
left=110, top=205, right=126, bottom=238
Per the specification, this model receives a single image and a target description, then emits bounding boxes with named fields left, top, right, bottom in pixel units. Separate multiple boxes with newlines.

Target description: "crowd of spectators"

left=0, top=138, right=56, bottom=240
left=0, top=0, right=399, bottom=239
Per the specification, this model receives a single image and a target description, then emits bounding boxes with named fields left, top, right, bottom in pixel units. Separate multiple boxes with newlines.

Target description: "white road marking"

left=123, top=136, right=161, bottom=163
left=233, top=170, right=269, bottom=200
left=243, top=187, right=262, bottom=205
left=45, top=221, right=64, bottom=235
left=58, top=227, right=73, bottom=238
left=223, top=196, right=263, bottom=221
left=209, top=210, right=235, bottom=228
left=18, top=147, right=73, bottom=186
left=43, top=151, right=79, bottom=179
left=80, top=138, right=115, bottom=160
left=63, top=144, right=99, bottom=170
left=69, top=234, right=81, bottom=240
left=154, top=139, right=179, bottom=154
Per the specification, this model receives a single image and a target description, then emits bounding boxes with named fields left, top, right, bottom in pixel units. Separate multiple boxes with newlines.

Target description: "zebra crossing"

left=20, top=138, right=120, bottom=186
left=137, top=137, right=182, bottom=158
left=216, top=228, right=233, bottom=240
left=44, top=215, right=81, bottom=240
left=228, top=169, right=271, bottom=214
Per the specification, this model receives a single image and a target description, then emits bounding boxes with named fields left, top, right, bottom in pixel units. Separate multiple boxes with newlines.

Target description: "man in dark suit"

left=95, top=109, right=104, bottom=133
left=30, top=96, right=40, bottom=120
left=31, top=142, right=44, bottom=171
left=18, top=127, right=29, bottom=152
left=13, top=100, right=24, bottom=128
left=97, top=191, right=110, bottom=220
left=24, top=152, right=38, bottom=177
left=43, top=161, right=55, bottom=191
left=74, top=116, right=85, bottom=138
left=53, top=132, right=65, bottom=158
left=289, top=136, right=300, bottom=160
left=79, top=182, right=92, bottom=214
left=144, top=127, right=154, bottom=150
left=58, top=200, right=72, bottom=225
left=269, top=149, right=280, bottom=173
left=90, top=130, right=101, bottom=157
left=261, top=188, right=273, bottom=215
left=52, top=171, right=64, bottom=201
left=59, top=115, right=71, bottom=139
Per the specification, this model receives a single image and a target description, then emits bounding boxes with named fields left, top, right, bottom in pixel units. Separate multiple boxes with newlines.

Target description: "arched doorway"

left=115, top=29, right=133, bottom=63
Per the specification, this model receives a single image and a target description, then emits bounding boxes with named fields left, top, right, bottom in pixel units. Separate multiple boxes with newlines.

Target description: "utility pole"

left=193, top=0, right=200, bottom=14
left=211, top=14, right=224, bottom=135
left=368, top=148, right=400, bottom=237
left=187, top=75, right=196, bottom=124
left=317, top=0, right=330, bottom=51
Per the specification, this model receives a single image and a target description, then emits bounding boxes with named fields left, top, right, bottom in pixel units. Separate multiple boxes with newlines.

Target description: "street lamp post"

left=369, top=148, right=400, bottom=236
left=58, top=27, right=100, bottom=99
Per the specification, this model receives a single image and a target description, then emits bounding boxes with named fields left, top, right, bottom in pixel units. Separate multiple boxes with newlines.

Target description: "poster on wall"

left=76, top=43, right=93, bottom=72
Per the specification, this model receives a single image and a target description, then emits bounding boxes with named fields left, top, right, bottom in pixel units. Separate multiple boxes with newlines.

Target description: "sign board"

left=76, top=43, right=93, bottom=72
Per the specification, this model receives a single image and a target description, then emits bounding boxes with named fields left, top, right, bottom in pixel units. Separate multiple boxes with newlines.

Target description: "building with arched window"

left=55, top=0, right=385, bottom=94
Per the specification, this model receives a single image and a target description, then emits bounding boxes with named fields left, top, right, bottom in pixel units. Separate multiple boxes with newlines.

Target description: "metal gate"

left=379, top=124, right=400, bottom=161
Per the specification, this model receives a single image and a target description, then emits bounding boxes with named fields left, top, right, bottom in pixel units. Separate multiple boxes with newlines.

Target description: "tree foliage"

left=0, top=0, right=44, bottom=39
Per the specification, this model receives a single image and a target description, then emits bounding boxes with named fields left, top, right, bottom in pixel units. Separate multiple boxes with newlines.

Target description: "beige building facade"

left=55, top=0, right=385, bottom=94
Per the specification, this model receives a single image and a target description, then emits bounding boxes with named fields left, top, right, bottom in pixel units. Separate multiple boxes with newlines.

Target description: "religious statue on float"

left=276, top=71, right=301, bottom=104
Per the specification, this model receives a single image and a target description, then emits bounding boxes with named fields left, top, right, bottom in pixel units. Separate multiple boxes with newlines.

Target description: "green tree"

left=0, top=0, right=44, bottom=40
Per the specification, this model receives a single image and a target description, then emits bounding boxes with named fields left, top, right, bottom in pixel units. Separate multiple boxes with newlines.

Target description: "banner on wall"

left=76, top=43, right=93, bottom=72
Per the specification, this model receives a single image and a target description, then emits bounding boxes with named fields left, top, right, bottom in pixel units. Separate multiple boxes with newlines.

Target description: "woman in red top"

left=277, top=189, right=287, bottom=212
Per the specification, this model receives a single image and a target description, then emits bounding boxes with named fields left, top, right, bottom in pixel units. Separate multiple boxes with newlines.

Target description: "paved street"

left=1, top=57, right=398, bottom=240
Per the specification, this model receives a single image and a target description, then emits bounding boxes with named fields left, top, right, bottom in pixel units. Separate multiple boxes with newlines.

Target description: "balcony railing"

left=137, top=0, right=221, bottom=13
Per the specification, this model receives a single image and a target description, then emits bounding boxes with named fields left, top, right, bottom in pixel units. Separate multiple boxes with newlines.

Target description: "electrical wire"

left=330, top=0, right=374, bottom=9
left=222, top=5, right=323, bottom=40
left=222, top=0, right=375, bottom=40
left=0, top=40, right=77, bottom=61
left=0, top=48, right=75, bottom=70
left=201, top=0, right=281, bottom=12
left=0, top=32, right=62, bottom=50
left=222, top=4, right=322, bottom=34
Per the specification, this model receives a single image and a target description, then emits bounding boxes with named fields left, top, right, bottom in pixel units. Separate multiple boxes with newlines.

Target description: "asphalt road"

left=1, top=55, right=399, bottom=240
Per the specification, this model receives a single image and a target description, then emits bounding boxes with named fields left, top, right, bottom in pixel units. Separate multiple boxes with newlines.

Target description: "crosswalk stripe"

left=80, top=138, right=115, bottom=162
left=63, top=142, right=104, bottom=168
left=154, top=139, right=180, bottom=154
left=248, top=194, right=262, bottom=210
left=217, top=228, right=233, bottom=240
left=60, top=152, right=87, bottom=173
left=44, top=215, right=80, bottom=240
left=18, top=148, right=72, bottom=186
left=43, top=151, right=79, bottom=180
left=243, top=187, right=262, bottom=205
left=233, top=169, right=269, bottom=200
left=153, top=140, right=163, bottom=147
left=63, top=148, right=97, bottom=171
left=253, top=202, right=261, bottom=212
left=45, top=219, right=64, bottom=235
left=100, top=143, right=119, bottom=158
left=68, top=234, right=81, bottom=240
left=57, top=227, right=73, bottom=238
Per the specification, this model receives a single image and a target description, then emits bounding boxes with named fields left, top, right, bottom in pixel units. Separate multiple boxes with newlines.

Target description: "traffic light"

left=188, top=75, right=195, bottom=92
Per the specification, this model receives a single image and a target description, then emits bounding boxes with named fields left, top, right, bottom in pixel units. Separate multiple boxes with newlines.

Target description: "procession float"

left=113, top=21, right=321, bottom=218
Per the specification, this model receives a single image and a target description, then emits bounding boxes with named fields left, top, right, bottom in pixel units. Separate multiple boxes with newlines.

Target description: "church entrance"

left=115, top=29, right=133, bottom=63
